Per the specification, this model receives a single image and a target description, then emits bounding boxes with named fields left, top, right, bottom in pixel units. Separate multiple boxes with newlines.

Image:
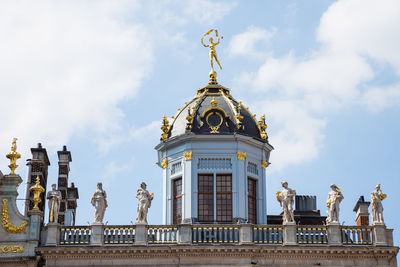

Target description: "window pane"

left=248, top=178, right=257, bottom=224
left=198, top=174, right=214, bottom=222
left=173, top=178, right=182, bottom=224
left=216, top=174, right=232, bottom=223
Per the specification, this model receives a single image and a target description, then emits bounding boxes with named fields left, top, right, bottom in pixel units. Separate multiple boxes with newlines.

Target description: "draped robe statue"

left=136, top=182, right=153, bottom=224
left=91, top=182, right=107, bottom=224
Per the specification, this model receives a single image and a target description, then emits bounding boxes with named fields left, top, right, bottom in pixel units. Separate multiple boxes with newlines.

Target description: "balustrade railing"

left=253, top=225, right=283, bottom=244
left=297, top=226, right=328, bottom=244
left=52, top=224, right=386, bottom=247
left=192, top=225, right=240, bottom=244
left=59, top=226, right=91, bottom=245
left=104, top=226, right=135, bottom=244
left=341, top=226, right=372, bottom=245
left=148, top=226, right=178, bottom=244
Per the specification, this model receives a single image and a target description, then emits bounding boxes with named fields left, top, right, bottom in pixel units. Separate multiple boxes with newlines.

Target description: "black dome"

left=160, top=83, right=269, bottom=143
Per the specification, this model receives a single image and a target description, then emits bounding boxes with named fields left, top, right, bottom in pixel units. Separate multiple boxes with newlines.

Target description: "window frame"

left=173, top=177, right=183, bottom=225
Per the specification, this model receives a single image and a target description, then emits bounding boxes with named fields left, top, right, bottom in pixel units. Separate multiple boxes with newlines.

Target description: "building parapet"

left=42, top=223, right=394, bottom=247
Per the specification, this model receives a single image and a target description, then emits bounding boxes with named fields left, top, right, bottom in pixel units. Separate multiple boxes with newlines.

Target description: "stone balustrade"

left=42, top=223, right=393, bottom=247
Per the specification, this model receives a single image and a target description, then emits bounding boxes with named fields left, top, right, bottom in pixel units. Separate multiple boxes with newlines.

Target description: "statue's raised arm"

left=201, top=29, right=214, bottom=47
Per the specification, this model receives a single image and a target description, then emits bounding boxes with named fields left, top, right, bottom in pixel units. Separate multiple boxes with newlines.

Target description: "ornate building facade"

left=0, top=31, right=398, bottom=267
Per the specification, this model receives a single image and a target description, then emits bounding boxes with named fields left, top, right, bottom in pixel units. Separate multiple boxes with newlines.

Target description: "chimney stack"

left=353, top=196, right=370, bottom=226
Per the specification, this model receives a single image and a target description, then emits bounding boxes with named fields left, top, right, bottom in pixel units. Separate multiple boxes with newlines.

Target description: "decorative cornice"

left=161, top=159, right=168, bottom=169
left=183, top=151, right=193, bottom=161
left=36, top=245, right=399, bottom=261
left=261, top=160, right=269, bottom=169
left=237, top=151, right=246, bottom=161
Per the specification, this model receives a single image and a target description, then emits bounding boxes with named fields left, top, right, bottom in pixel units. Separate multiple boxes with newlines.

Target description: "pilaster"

left=134, top=224, right=148, bottom=245
left=373, top=223, right=387, bottom=246
left=239, top=224, right=252, bottom=244
left=327, top=223, right=342, bottom=246
left=90, top=223, right=103, bottom=246
left=45, top=223, right=60, bottom=246
left=283, top=223, right=297, bottom=246
left=178, top=224, right=192, bottom=244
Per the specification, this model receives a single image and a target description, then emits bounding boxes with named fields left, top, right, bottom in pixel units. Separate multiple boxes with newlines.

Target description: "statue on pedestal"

left=371, top=184, right=386, bottom=224
left=136, top=182, right=154, bottom=224
left=47, top=184, right=61, bottom=223
left=91, top=182, right=107, bottom=224
left=276, top=181, right=296, bottom=224
left=326, top=184, right=344, bottom=224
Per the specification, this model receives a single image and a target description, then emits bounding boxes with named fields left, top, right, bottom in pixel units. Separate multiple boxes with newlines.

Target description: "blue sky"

left=0, top=0, right=399, bottom=247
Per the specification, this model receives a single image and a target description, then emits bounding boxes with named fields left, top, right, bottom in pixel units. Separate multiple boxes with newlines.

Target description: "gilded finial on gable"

left=6, top=138, right=21, bottom=175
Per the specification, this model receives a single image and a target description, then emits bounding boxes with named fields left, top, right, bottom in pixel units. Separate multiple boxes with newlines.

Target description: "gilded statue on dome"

left=202, top=29, right=223, bottom=82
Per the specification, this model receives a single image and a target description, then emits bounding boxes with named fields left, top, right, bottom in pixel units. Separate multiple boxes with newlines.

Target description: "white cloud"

left=129, top=120, right=160, bottom=143
left=183, top=0, right=237, bottom=25
left=231, top=0, right=400, bottom=171
left=229, top=26, right=275, bottom=58
left=0, top=1, right=152, bottom=169
left=362, top=84, right=400, bottom=112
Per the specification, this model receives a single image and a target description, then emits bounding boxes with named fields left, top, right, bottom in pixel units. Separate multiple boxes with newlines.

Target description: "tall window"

left=198, top=174, right=232, bottom=223
left=173, top=178, right=182, bottom=224
left=198, top=174, right=214, bottom=222
left=248, top=178, right=257, bottom=224
left=216, top=174, right=232, bottom=222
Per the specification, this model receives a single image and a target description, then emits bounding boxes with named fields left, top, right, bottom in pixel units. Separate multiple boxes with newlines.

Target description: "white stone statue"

left=136, top=182, right=154, bottom=224
left=371, top=184, right=386, bottom=224
left=91, top=182, right=108, bottom=224
left=276, top=181, right=296, bottom=224
left=326, top=184, right=344, bottom=224
left=47, top=184, right=61, bottom=224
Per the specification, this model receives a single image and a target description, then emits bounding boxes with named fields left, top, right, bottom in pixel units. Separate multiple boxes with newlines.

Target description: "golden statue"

left=201, top=29, right=223, bottom=82
left=6, top=138, right=21, bottom=175
left=29, top=176, right=45, bottom=210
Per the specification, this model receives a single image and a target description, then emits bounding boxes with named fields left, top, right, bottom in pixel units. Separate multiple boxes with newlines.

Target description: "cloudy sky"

left=0, top=0, right=399, bottom=245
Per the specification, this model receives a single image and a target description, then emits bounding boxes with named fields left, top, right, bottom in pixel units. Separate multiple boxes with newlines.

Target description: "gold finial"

left=201, top=29, right=223, bottom=84
left=6, top=138, right=21, bottom=175
left=29, top=176, right=45, bottom=211
left=211, top=97, right=218, bottom=107
left=257, top=114, right=268, bottom=139
left=161, top=116, right=170, bottom=141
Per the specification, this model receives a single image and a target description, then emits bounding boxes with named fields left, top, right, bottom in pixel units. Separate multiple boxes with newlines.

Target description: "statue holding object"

left=91, top=182, right=107, bottom=224
left=47, top=184, right=61, bottom=224
left=276, top=181, right=296, bottom=224
left=326, top=184, right=344, bottom=224
left=371, top=184, right=386, bottom=224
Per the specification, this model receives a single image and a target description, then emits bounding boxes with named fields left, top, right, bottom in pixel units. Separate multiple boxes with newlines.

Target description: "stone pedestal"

left=373, top=223, right=387, bottom=246
left=178, top=224, right=192, bottom=244
left=27, top=210, right=43, bottom=240
left=283, top=222, right=297, bottom=246
left=135, top=224, right=147, bottom=245
left=90, top=223, right=103, bottom=246
left=45, top=223, right=60, bottom=246
left=327, top=222, right=342, bottom=246
left=239, top=224, right=252, bottom=244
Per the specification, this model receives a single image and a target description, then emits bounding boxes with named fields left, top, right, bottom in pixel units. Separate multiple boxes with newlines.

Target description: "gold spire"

left=29, top=176, right=45, bottom=211
left=201, top=29, right=223, bottom=84
left=6, top=138, right=21, bottom=175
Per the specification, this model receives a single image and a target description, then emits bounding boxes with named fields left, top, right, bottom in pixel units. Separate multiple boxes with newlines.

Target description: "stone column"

left=90, top=223, right=103, bottom=246
left=135, top=224, right=148, bottom=245
left=240, top=224, right=252, bottom=244
left=373, top=223, right=387, bottom=246
left=45, top=223, right=60, bottom=246
left=283, top=222, right=297, bottom=246
left=327, top=222, right=342, bottom=246
left=178, top=224, right=192, bottom=244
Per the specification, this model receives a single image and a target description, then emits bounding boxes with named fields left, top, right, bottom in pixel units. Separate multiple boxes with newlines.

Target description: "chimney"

left=353, top=196, right=370, bottom=226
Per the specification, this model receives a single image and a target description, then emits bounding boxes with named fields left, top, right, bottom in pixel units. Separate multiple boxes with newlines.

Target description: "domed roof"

left=160, top=83, right=269, bottom=143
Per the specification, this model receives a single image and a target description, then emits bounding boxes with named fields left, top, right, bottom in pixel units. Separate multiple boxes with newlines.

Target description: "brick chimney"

left=353, top=196, right=370, bottom=226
